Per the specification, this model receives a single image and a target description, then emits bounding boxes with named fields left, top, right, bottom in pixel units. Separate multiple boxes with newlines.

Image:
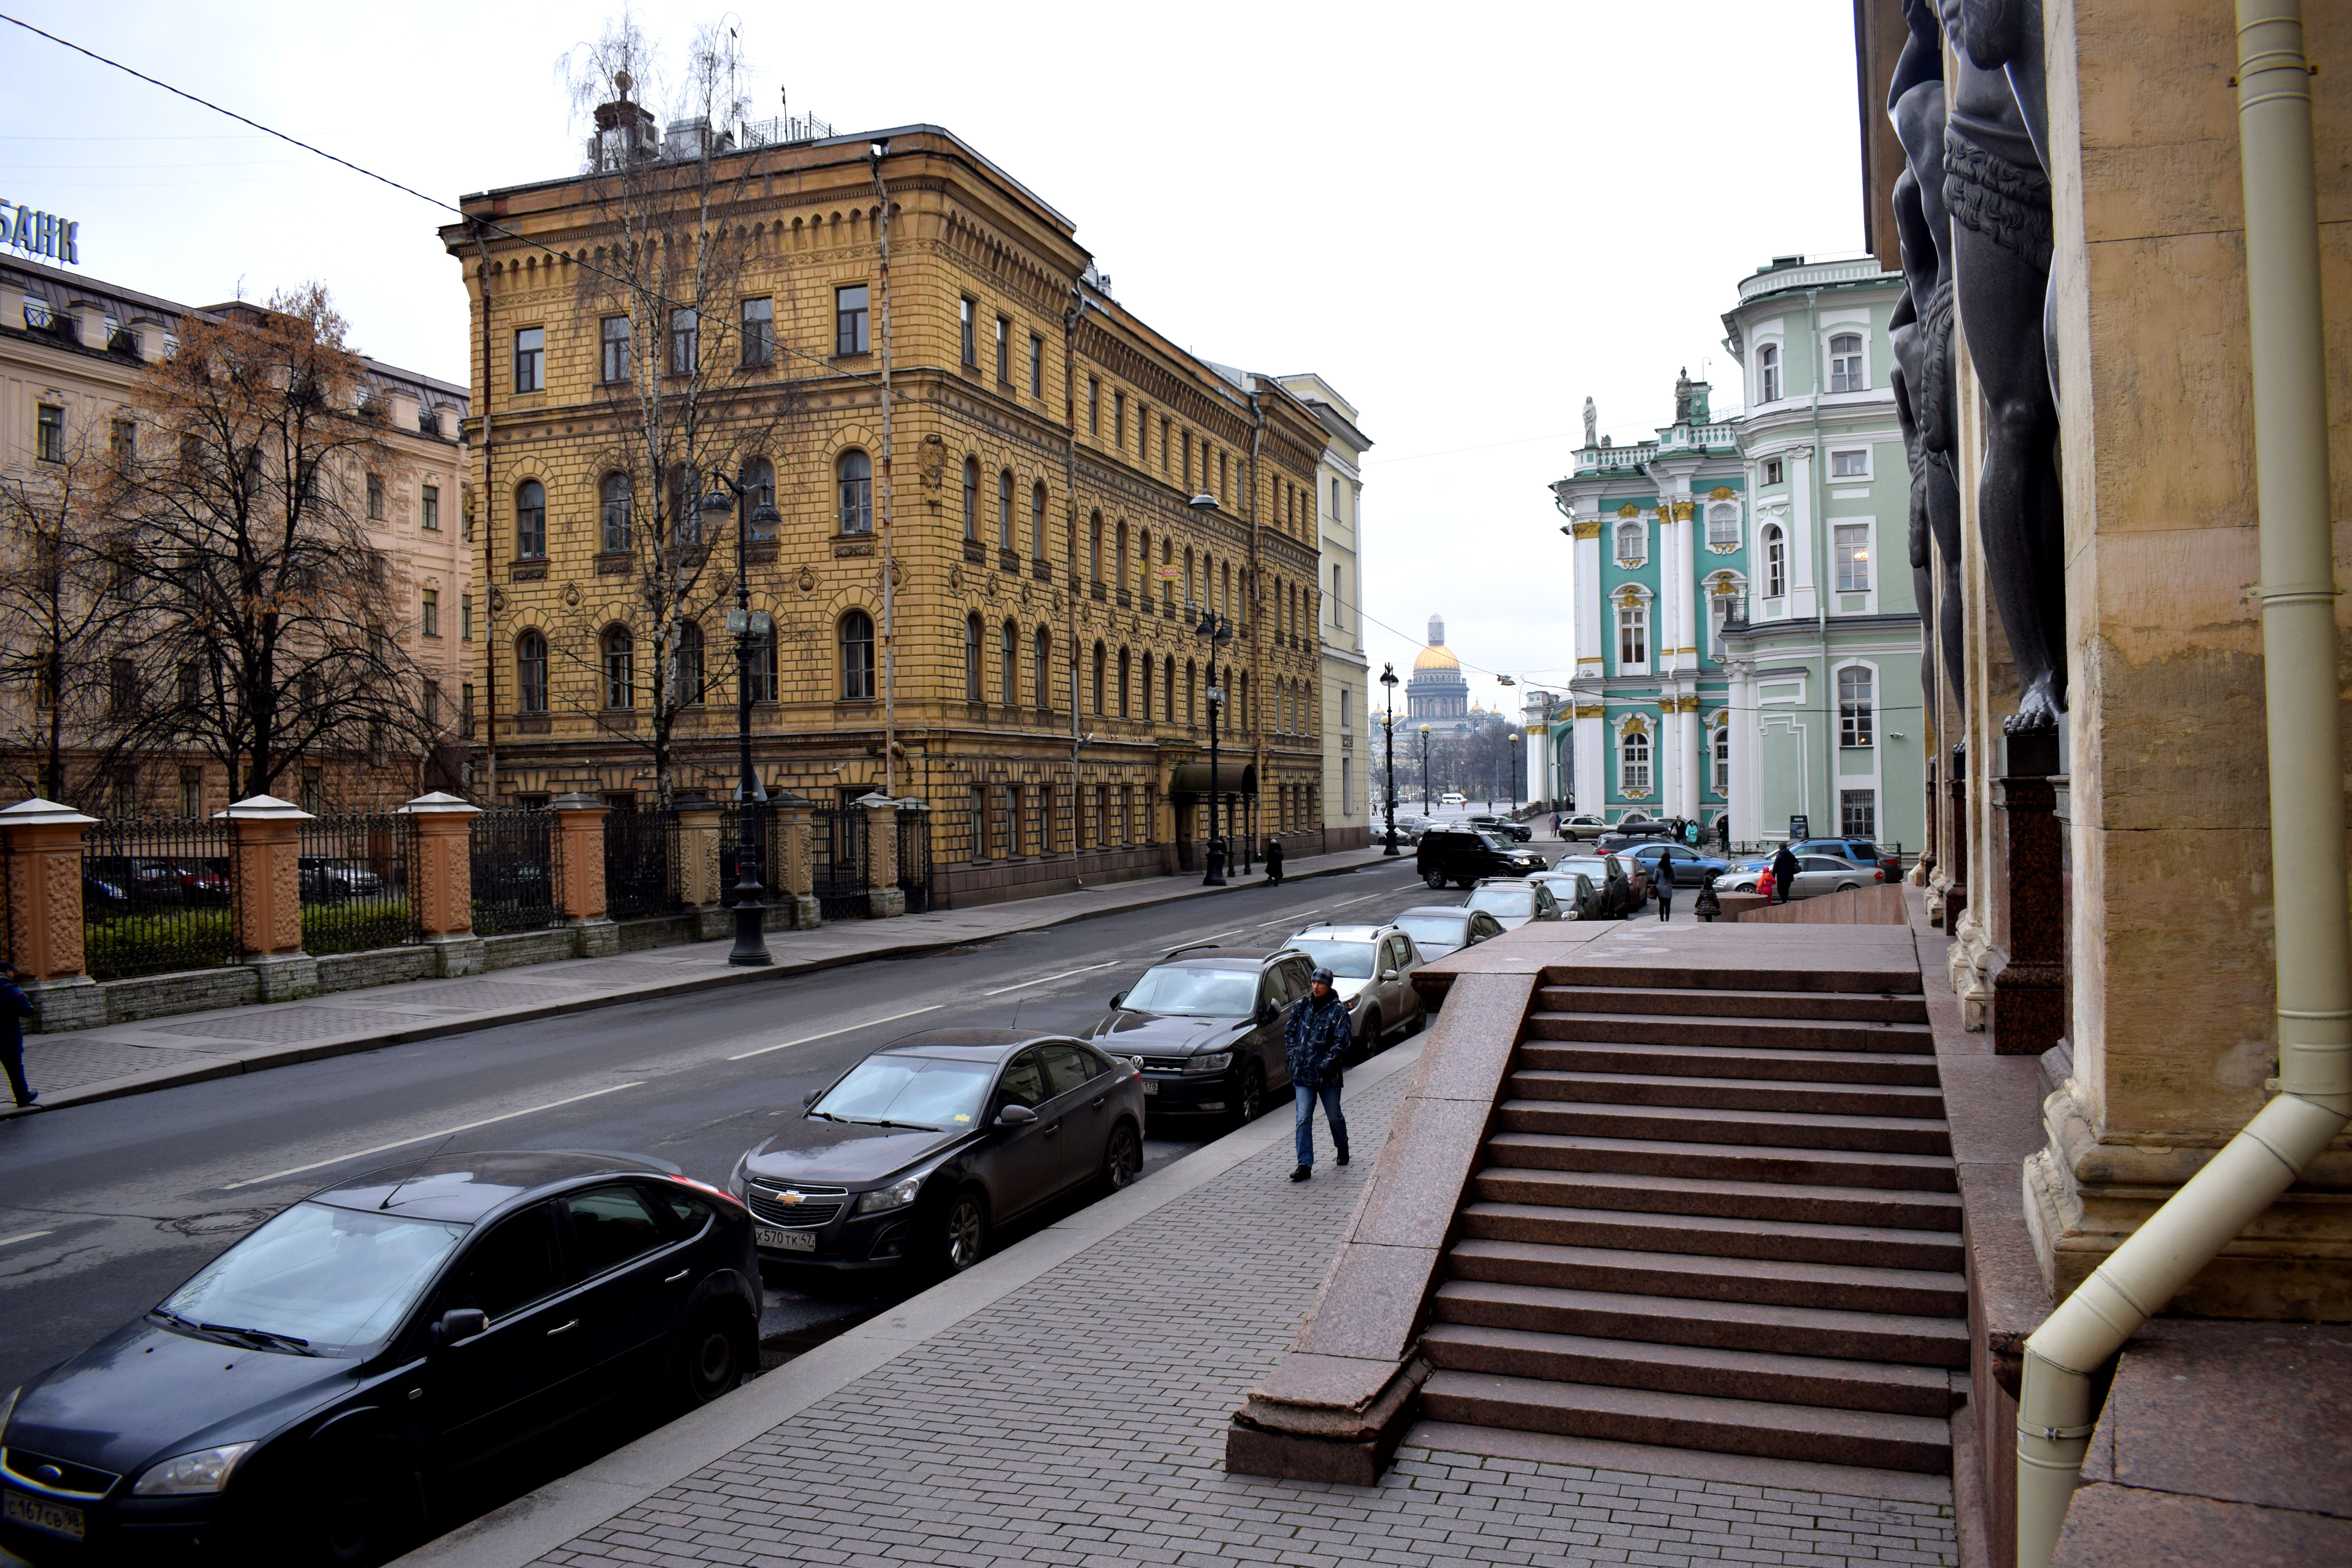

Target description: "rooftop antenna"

left=377, top=1132, right=461, bottom=1211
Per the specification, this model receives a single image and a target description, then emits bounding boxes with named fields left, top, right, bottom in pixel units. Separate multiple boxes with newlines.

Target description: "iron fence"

left=470, top=808, right=558, bottom=934
left=298, top=813, right=419, bottom=955
left=604, top=806, right=682, bottom=919
left=812, top=807, right=869, bottom=920
left=896, top=811, right=933, bottom=914
left=719, top=801, right=772, bottom=906
left=82, top=817, right=237, bottom=980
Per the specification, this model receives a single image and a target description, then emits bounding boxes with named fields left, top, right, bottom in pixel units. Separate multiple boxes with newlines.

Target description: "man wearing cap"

left=1285, top=966, right=1352, bottom=1181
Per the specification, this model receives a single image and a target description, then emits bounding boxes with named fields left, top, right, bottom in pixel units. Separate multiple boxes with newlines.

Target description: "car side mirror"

left=1380, top=968, right=1400, bottom=982
left=431, top=1307, right=488, bottom=1348
left=1109, top=991, right=1126, bottom=1009
left=996, top=1103, right=1038, bottom=1127
left=1258, top=1001, right=1279, bottom=1025
left=802, top=1089, right=820, bottom=1108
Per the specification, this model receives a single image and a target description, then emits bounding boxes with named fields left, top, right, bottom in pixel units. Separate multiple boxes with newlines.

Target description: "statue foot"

left=2003, top=681, right=2064, bottom=736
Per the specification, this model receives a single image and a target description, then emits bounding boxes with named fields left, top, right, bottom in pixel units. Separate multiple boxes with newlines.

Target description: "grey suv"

left=1091, top=947, right=1314, bottom=1125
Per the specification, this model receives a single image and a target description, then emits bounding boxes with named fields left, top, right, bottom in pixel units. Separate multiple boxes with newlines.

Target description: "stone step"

left=1528, top=1011, right=1936, bottom=1054
left=1536, top=984, right=1929, bottom=1024
left=1419, top=1322, right=1957, bottom=1417
left=1485, top=1131, right=1960, bottom=1192
left=1510, top=1067, right=1945, bottom=1120
left=1417, top=1369, right=1953, bottom=1474
left=1518, top=1040, right=1942, bottom=1088
left=1497, top=1098, right=1954, bottom=1157
left=1541, top=964, right=1923, bottom=998
left=1460, top=1201, right=1966, bottom=1272
left=1447, top=1238, right=1969, bottom=1317
left=1432, top=1279, right=1970, bottom=1368
left=1469, top=1167, right=1962, bottom=1232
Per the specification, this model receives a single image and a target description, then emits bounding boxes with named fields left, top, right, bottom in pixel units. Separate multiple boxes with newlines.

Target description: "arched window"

left=515, top=629, right=547, bottom=713
left=1118, top=647, right=1131, bottom=718
left=1030, top=481, right=1047, bottom=559
left=1829, top=332, right=1866, bottom=393
left=515, top=480, right=546, bottom=558
left=965, top=613, right=984, bottom=701
left=1034, top=626, right=1051, bottom=709
left=840, top=611, right=875, bottom=699
left=1839, top=666, right=1875, bottom=748
left=1092, top=641, right=1107, bottom=716
left=1140, top=651, right=1153, bottom=720
left=1185, top=659, right=1197, bottom=725
left=674, top=621, right=705, bottom=706
left=1000, top=619, right=1018, bottom=706
left=1162, top=655, right=1175, bottom=721
left=1759, top=343, right=1781, bottom=403
left=1160, top=537, right=1174, bottom=606
left=602, top=626, right=634, bottom=710
left=1617, top=596, right=1648, bottom=669
left=837, top=450, right=872, bottom=534
left=1615, top=519, right=1646, bottom=565
left=1089, top=512, right=1103, bottom=581
left=1713, top=720, right=1731, bottom=795
left=1184, top=547, right=1196, bottom=609
left=1138, top=529, right=1151, bottom=599
left=997, top=470, right=1014, bottom=551
left=1621, top=726, right=1652, bottom=792
left=1115, top=520, right=1129, bottom=593
left=746, top=624, right=777, bottom=704
left=1763, top=524, right=1787, bottom=598
left=1706, top=501, right=1740, bottom=549
left=962, top=457, right=980, bottom=542
left=600, top=474, right=632, bottom=554
left=1240, top=672, right=1252, bottom=732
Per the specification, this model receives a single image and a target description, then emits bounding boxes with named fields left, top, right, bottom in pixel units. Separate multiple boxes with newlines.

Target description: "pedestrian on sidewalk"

left=0, top=964, right=35, bottom=1108
left=1770, top=842, right=1800, bottom=904
left=1286, top=967, right=1351, bottom=1181
left=1655, top=870, right=1675, bottom=921
left=1263, top=836, right=1284, bottom=887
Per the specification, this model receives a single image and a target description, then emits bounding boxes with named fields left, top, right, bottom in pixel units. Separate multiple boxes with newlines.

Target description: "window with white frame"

left=1615, top=519, right=1647, bottom=565
left=1839, top=665, right=1875, bottom=748
left=1758, top=343, right=1780, bottom=402
left=1831, top=448, right=1869, bottom=479
left=1842, top=788, right=1877, bottom=838
left=1711, top=590, right=1738, bottom=653
left=1617, top=598, right=1648, bottom=669
left=1762, top=524, right=1787, bottom=599
left=1835, top=523, right=1871, bottom=591
left=1706, top=501, right=1740, bottom=548
left=1764, top=457, right=1784, bottom=486
left=1620, top=727, right=1652, bottom=792
left=1713, top=721, right=1730, bottom=794
left=1829, top=333, right=1866, bottom=392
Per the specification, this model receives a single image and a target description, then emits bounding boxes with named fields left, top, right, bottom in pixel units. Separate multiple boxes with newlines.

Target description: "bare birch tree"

left=0, top=410, right=127, bottom=804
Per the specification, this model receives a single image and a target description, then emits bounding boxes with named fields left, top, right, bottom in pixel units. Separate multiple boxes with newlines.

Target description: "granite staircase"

left=1417, top=967, right=1965, bottom=1475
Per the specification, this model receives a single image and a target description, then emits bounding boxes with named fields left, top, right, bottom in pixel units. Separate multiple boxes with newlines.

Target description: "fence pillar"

left=0, top=798, right=104, bottom=1032
left=771, top=800, right=820, bottom=931
left=219, top=794, right=317, bottom=1001
left=548, top=793, right=621, bottom=956
left=401, top=791, right=485, bottom=976
left=675, top=795, right=729, bottom=940
left=864, top=799, right=906, bottom=918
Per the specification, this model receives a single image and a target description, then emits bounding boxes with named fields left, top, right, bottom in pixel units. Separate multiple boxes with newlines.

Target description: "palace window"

left=1028, top=332, right=1043, bottom=396
left=1829, top=333, right=1866, bottom=392
left=835, top=285, right=869, bottom=355
left=1835, top=523, right=1871, bottom=591
left=1118, top=648, right=1132, bottom=718
left=515, top=481, right=546, bottom=559
left=1031, top=480, right=1047, bottom=557
left=1035, top=626, right=1052, bottom=708
left=1092, top=642, right=1107, bottom=716
left=1114, top=390, right=1126, bottom=450
left=997, top=469, right=1014, bottom=551
left=840, top=611, right=875, bottom=700
left=1762, top=524, right=1786, bottom=598
left=958, top=297, right=976, bottom=366
left=602, top=627, right=635, bottom=709
left=513, top=327, right=543, bottom=393
left=746, top=626, right=777, bottom=703
left=460, top=593, right=473, bottom=641
left=1621, top=728, right=1652, bottom=793
left=1617, top=599, right=1648, bottom=669
left=515, top=630, right=547, bottom=714
left=1089, top=513, right=1103, bottom=581
left=837, top=449, right=873, bottom=533
left=1713, top=721, right=1730, bottom=794
left=601, top=316, right=631, bottom=382
left=962, top=457, right=980, bottom=542
left=1842, top=789, right=1878, bottom=839
left=1706, top=501, right=1740, bottom=548
left=675, top=622, right=705, bottom=705
left=1840, top=666, right=1875, bottom=748
left=1831, top=448, right=1869, bottom=479
left=1088, top=377, right=1100, bottom=435
left=601, top=474, right=632, bottom=554
left=1001, top=620, right=1018, bottom=706
left=1615, top=519, right=1646, bottom=565
left=1764, top=457, right=1784, bottom=486
left=965, top=613, right=984, bottom=701
left=995, top=315, right=1011, bottom=383
left=421, top=590, right=439, bottom=639
left=742, top=296, right=773, bottom=367
left=669, top=308, right=699, bottom=375
left=422, top=485, right=439, bottom=531
left=1757, top=343, right=1779, bottom=403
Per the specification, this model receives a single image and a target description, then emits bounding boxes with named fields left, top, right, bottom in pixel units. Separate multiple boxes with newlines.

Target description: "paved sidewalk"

left=399, top=1041, right=1958, bottom=1568
left=7, top=843, right=1393, bottom=1119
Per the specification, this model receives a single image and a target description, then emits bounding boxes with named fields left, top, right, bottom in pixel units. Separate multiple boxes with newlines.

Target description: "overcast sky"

left=4, top=0, right=1866, bottom=731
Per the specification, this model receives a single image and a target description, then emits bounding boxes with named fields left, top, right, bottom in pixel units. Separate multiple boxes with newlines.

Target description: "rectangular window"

left=1618, top=603, right=1648, bottom=668
left=1839, top=666, right=1876, bottom=747
left=110, top=417, right=135, bottom=464
left=1841, top=788, right=1877, bottom=839
left=35, top=403, right=64, bottom=463
left=1087, top=377, right=1100, bottom=435
left=1181, top=432, right=1192, bottom=489
left=1028, top=332, right=1043, bottom=396
left=421, top=589, right=440, bottom=638
left=995, top=315, right=1010, bottom=383
left=1339, top=686, right=1351, bottom=730
left=513, top=327, right=544, bottom=393
left=1764, top=457, right=1784, bottom=486
left=599, top=316, right=630, bottom=382
left=1113, top=391, right=1126, bottom=450
left=742, top=296, right=774, bottom=366
left=460, top=593, right=473, bottom=641
left=1830, top=449, right=1869, bottom=479
left=461, top=683, right=475, bottom=738
left=1835, top=523, right=1872, bottom=592
left=835, top=285, right=869, bottom=355
left=421, top=484, right=440, bottom=530
left=959, top=297, right=976, bottom=366
left=366, top=472, right=385, bottom=521
left=669, top=308, right=699, bottom=375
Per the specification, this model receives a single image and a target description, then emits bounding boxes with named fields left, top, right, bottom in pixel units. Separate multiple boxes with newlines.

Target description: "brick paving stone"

left=518, top=1064, right=1959, bottom=1568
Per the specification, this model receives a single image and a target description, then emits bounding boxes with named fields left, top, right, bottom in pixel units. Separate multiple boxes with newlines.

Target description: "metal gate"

left=896, top=811, right=933, bottom=913
left=604, top=806, right=681, bottom=918
left=811, top=807, right=870, bottom=920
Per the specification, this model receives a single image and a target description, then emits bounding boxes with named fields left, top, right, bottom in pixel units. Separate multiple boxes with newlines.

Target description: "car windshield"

left=1286, top=940, right=1377, bottom=979
left=814, top=1055, right=994, bottom=1128
left=1121, top=965, right=1258, bottom=1016
left=1557, top=858, right=1610, bottom=877
left=1465, top=887, right=1535, bottom=917
left=1395, top=914, right=1468, bottom=948
left=157, top=1201, right=466, bottom=1356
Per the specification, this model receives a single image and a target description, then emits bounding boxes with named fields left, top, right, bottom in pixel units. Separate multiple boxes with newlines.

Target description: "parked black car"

left=1416, top=828, right=1547, bottom=889
left=1465, top=814, right=1532, bottom=842
left=1624, top=841, right=1733, bottom=889
left=0, top=1151, right=759, bottom=1568
left=1092, top=947, right=1315, bottom=1126
left=731, top=1030, right=1145, bottom=1275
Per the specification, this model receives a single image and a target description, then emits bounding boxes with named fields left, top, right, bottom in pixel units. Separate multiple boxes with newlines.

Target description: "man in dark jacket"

left=0, top=963, right=35, bottom=1107
left=1285, top=967, right=1351, bottom=1181
left=1770, top=842, right=1801, bottom=904
left=1263, top=836, right=1284, bottom=887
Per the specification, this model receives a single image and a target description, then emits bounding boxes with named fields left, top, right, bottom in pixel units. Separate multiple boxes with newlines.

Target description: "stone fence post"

left=864, top=795, right=905, bottom=918
left=771, top=798, right=819, bottom=931
left=219, top=794, right=316, bottom=1001
left=548, top=793, right=619, bottom=956
left=0, top=798, right=103, bottom=1031
left=674, top=794, right=728, bottom=940
left=400, top=791, right=483, bottom=976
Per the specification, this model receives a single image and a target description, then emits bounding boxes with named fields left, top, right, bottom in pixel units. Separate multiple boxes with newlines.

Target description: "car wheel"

left=936, top=1187, right=989, bottom=1272
left=1836, top=882, right=1860, bottom=893
left=1101, top=1122, right=1142, bottom=1192
left=295, top=1448, right=418, bottom=1568
left=677, top=1300, right=751, bottom=1407
left=1235, top=1060, right=1267, bottom=1125
left=1423, top=869, right=1447, bottom=889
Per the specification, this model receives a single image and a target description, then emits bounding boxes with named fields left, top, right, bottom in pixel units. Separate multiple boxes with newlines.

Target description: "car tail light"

left=1873, top=869, right=1885, bottom=882
left=673, top=1175, right=748, bottom=1214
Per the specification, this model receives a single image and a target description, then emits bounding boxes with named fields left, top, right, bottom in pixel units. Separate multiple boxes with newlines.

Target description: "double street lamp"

left=1187, top=488, right=1234, bottom=886
left=1378, top=663, right=1400, bottom=856
left=699, top=472, right=782, bottom=967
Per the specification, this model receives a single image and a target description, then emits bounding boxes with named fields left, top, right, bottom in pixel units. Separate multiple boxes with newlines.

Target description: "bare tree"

left=103, top=283, right=433, bottom=801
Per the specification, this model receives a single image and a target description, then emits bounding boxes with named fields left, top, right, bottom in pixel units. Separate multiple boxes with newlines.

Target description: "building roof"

left=1414, top=644, right=1461, bottom=672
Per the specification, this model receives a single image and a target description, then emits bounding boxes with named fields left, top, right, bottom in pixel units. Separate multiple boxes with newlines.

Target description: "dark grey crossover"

left=1091, top=947, right=1314, bottom=1124
left=0, top=1151, right=759, bottom=1568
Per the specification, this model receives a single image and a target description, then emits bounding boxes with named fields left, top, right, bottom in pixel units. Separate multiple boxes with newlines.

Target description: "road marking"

left=982, top=962, right=1120, bottom=997
left=223, top=1082, right=646, bottom=1190
left=728, top=1005, right=944, bottom=1061
left=0, top=1230, right=54, bottom=1249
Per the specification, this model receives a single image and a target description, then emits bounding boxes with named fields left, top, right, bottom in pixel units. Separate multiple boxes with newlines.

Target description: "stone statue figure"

left=1583, top=396, right=1597, bottom=448
left=1940, top=0, right=2065, bottom=734
left=1673, top=368, right=1693, bottom=425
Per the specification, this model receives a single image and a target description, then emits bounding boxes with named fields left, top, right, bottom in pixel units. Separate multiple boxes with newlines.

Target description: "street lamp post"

left=1378, top=662, right=1400, bottom=856
left=1507, top=730, right=1522, bottom=816
left=699, top=473, right=783, bottom=966
left=1187, top=490, right=1232, bottom=886
left=1419, top=723, right=1432, bottom=813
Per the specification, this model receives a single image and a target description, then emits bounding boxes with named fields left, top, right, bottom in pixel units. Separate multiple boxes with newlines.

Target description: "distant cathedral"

left=1407, top=615, right=1470, bottom=722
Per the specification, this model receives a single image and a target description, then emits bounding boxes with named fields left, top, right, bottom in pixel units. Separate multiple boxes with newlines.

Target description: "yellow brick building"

left=443, top=122, right=1331, bottom=905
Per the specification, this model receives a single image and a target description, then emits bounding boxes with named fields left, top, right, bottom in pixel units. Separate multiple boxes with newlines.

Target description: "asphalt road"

left=0, top=853, right=1468, bottom=1557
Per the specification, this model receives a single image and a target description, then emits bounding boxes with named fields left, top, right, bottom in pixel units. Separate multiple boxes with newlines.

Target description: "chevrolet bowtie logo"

left=778, top=1190, right=805, bottom=1205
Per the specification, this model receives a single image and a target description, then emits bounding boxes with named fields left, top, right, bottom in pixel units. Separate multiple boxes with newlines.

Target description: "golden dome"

left=1413, top=643, right=1460, bottom=672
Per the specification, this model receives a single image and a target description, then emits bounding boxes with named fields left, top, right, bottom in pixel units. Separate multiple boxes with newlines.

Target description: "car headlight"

left=1184, top=1052, right=1234, bottom=1074
left=727, top=1157, right=747, bottom=1201
left=851, top=1174, right=923, bottom=1216
left=133, top=1442, right=258, bottom=1496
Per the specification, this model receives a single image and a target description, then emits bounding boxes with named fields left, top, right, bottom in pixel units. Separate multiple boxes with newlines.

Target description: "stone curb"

left=2, top=850, right=1390, bottom=1120
left=388, top=1037, right=1429, bottom=1568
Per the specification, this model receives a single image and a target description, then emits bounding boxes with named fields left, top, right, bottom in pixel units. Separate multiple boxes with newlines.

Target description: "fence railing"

left=604, top=806, right=681, bottom=919
left=470, top=808, right=558, bottom=934
left=719, top=801, right=770, bottom=905
left=82, top=817, right=238, bottom=980
left=812, top=807, right=869, bottom=920
left=299, top=813, right=419, bottom=955
left=896, top=812, right=932, bottom=914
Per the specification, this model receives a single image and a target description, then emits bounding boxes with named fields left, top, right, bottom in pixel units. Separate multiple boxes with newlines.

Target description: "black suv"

left=1416, top=828, right=1548, bottom=889
left=1465, top=814, right=1533, bottom=842
left=1091, top=947, right=1314, bottom=1125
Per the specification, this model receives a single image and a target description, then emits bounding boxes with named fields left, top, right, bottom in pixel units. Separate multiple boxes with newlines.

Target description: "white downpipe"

left=2014, top=5, right=2350, bottom=1564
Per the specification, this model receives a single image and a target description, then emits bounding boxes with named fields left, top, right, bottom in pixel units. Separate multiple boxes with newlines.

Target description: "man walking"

left=1286, top=967, right=1352, bottom=1181
left=0, top=964, right=36, bottom=1109
left=1770, top=841, right=1801, bottom=904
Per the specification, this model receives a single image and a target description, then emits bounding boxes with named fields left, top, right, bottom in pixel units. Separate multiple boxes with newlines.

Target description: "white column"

left=1574, top=531, right=1604, bottom=675
left=1788, top=447, right=1818, bottom=619
left=1575, top=713, right=1605, bottom=813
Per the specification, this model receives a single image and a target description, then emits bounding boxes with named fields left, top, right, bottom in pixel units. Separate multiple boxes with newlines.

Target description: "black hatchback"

left=0, top=1152, right=759, bottom=1567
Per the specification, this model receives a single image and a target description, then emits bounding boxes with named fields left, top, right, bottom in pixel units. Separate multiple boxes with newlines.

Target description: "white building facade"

left=1278, top=373, right=1373, bottom=851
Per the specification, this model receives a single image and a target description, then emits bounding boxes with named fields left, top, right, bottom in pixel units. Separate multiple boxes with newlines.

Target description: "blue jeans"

left=1294, top=1081, right=1347, bottom=1166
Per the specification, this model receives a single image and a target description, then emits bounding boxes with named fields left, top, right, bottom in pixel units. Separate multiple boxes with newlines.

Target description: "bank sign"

left=2, top=202, right=80, bottom=265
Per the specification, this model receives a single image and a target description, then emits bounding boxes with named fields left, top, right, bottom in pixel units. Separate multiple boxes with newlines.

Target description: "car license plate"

left=4, top=1490, right=85, bottom=1541
left=755, top=1226, right=815, bottom=1253
left=1141, top=1079, right=1157, bottom=1096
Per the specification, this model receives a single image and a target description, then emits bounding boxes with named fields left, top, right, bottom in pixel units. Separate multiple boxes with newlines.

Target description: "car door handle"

left=1042, top=1122, right=1060, bottom=1136
left=1090, top=1096, right=1106, bottom=1108
left=664, top=1268, right=690, bottom=1284
left=546, top=1319, right=581, bottom=1337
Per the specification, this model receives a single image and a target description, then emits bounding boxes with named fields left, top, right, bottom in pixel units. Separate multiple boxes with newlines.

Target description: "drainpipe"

left=471, top=227, right=499, bottom=800
left=2013, top=6, right=2350, bottom=1564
